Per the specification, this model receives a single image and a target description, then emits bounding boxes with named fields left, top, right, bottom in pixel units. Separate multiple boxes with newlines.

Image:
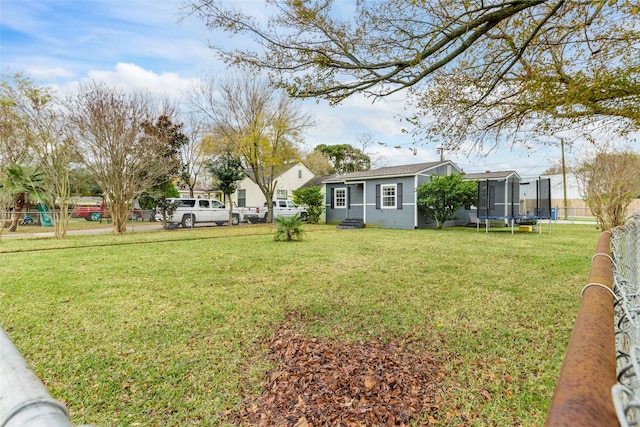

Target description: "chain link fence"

left=612, top=218, right=640, bottom=426
left=2, top=208, right=153, bottom=226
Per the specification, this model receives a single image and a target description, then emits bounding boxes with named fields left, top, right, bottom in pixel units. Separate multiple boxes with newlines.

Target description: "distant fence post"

left=0, top=328, right=76, bottom=427
left=545, top=231, right=618, bottom=426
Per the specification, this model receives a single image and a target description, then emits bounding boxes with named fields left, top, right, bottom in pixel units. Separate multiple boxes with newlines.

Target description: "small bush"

left=293, top=186, right=324, bottom=224
left=274, top=214, right=305, bottom=241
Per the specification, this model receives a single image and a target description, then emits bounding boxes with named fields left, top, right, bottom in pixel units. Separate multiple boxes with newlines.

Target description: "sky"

left=0, top=0, right=597, bottom=177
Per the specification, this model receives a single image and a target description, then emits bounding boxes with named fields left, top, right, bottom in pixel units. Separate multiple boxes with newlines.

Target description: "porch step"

left=337, top=218, right=365, bottom=229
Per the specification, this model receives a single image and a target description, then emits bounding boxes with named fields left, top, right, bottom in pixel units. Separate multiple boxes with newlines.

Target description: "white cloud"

left=86, top=63, right=195, bottom=99
left=25, top=66, right=74, bottom=80
left=308, top=107, right=347, bottom=141
left=337, top=92, right=410, bottom=137
left=368, top=145, right=439, bottom=168
left=304, top=91, right=415, bottom=152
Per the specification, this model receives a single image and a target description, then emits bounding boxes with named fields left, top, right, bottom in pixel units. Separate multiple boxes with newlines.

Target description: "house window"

left=334, top=188, right=346, bottom=208
left=276, top=189, right=287, bottom=199
left=237, top=189, right=246, bottom=208
left=298, top=169, right=302, bottom=179
left=381, top=184, right=396, bottom=208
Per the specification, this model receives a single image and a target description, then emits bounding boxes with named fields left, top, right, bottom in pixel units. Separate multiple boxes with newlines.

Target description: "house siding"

left=232, top=162, right=314, bottom=207
left=364, top=177, right=414, bottom=229
left=325, top=183, right=365, bottom=223
left=324, top=161, right=465, bottom=229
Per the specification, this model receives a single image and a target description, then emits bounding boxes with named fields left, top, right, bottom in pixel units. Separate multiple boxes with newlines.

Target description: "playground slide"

left=37, top=204, right=53, bottom=227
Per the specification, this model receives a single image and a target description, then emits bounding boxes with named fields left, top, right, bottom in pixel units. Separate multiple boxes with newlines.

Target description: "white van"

left=156, top=198, right=242, bottom=227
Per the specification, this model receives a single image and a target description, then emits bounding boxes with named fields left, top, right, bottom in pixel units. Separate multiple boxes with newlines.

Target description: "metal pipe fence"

left=0, top=328, right=77, bottom=427
left=546, top=217, right=640, bottom=426
left=546, top=231, right=618, bottom=426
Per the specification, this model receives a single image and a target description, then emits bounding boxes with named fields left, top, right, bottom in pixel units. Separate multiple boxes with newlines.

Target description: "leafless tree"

left=29, top=111, right=79, bottom=239
left=0, top=72, right=79, bottom=238
left=0, top=72, right=33, bottom=169
left=356, top=132, right=386, bottom=169
left=179, top=114, right=209, bottom=197
left=574, top=148, right=640, bottom=231
left=66, top=81, right=180, bottom=234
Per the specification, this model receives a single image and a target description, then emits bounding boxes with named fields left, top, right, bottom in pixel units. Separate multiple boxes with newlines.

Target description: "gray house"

left=323, top=161, right=463, bottom=229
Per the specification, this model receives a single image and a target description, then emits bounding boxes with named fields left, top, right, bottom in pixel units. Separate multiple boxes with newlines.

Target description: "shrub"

left=274, top=214, right=305, bottom=241
left=293, top=186, right=324, bottom=224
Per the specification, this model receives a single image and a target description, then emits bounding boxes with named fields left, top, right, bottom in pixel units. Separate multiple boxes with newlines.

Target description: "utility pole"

left=561, top=138, right=568, bottom=220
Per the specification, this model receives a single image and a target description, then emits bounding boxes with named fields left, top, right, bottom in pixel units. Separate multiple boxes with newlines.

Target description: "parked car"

left=155, top=198, right=242, bottom=227
left=73, top=201, right=143, bottom=222
left=240, top=199, right=308, bottom=223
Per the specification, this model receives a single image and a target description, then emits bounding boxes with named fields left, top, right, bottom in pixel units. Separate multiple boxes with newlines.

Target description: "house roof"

left=323, top=161, right=453, bottom=183
left=302, top=174, right=335, bottom=188
left=463, top=170, right=521, bottom=181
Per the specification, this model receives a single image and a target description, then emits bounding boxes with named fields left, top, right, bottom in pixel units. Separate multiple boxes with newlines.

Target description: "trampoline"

left=477, top=177, right=552, bottom=234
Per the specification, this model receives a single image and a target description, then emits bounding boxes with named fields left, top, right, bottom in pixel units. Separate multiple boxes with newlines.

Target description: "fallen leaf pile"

left=230, top=321, right=442, bottom=426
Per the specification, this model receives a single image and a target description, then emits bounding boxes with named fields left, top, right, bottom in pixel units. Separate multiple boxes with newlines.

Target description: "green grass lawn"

left=0, top=224, right=600, bottom=426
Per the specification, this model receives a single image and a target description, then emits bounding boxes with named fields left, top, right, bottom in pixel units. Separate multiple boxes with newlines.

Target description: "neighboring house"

left=177, top=184, right=215, bottom=199
left=464, top=171, right=522, bottom=222
left=231, top=162, right=315, bottom=207
left=323, top=161, right=463, bottom=229
left=301, top=174, right=334, bottom=189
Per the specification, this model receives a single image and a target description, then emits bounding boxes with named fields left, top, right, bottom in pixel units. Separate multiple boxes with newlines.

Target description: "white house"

left=523, top=173, right=640, bottom=218
left=231, top=162, right=315, bottom=207
left=176, top=184, right=215, bottom=199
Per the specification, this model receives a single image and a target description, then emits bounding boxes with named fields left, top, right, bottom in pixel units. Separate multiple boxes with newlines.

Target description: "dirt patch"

left=229, top=315, right=443, bottom=426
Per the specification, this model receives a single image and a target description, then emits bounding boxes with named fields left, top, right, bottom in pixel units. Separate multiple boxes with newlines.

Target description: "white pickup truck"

left=241, top=200, right=308, bottom=223
left=156, top=198, right=243, bottom=227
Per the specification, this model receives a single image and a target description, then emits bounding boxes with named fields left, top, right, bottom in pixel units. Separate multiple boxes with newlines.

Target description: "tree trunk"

left=54, top=203, right=70, bottom=240
left=226, top=193, right=234, bottom=224
left=8, top=193, right=26, bottom=232
left=111, top=202, right=129, bottom=235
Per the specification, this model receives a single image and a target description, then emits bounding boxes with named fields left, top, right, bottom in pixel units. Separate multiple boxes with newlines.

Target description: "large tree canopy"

left=186, top=73, right=314, bottom=222
left=66, top=82, right=181, bottom=234
left=186, top=0, right=640, bottom=149
left=315, top=143, right=371, bottom=175
left=421, top=1, right=640, bottom=148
